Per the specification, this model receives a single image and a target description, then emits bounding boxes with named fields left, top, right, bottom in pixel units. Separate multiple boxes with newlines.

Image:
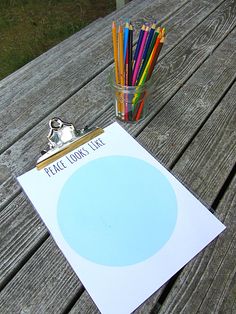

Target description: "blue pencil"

left=143, top=23, right=156, bottom=59
left=123, top=21, right=130, bottom=65
left=137, top=23, right=156, bottom=81
left=132, top=24, right=145, bottom=70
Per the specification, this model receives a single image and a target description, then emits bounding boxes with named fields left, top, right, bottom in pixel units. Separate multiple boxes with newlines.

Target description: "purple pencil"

left=132, top=26, right=149, bottom=86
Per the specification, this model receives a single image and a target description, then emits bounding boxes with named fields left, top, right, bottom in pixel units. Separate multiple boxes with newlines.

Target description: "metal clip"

left=36, top=118, right=104, bottom=170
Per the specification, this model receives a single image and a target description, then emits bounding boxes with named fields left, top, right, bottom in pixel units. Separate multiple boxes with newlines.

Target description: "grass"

left=0, top=0, right=116, bottom=80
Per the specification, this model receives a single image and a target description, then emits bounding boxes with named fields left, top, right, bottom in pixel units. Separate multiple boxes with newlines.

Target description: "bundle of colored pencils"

left=112, top=21, right=165, bottom=121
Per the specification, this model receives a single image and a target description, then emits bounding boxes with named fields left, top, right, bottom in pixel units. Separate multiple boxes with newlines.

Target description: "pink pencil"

left=132, top=26, right=149, bottom=86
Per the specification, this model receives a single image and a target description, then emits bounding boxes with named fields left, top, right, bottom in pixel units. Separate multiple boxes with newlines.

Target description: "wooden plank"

left=1, top=1, right=236, bottom=312
left=160, top=180, right=236, bottom=313
left=0, top=0, right=235, bottom=300
left=0, top=237, right=84, bottom=313
left=1, top=0, right=208, bottom=290
left=0, top=25, right=235, bottom=310
left=0, top=177, right=19, bottom=211
left=0, top=0, right=188, bottom=152
left=0, top=193, right=46, bottom=289
left=0, top=1, right=199, bottom=213
left=196, top=180, right=236, bottom=313
left=67, top=26, right=236, bottom=314
left=116, top=0, right=128, bottom=10
left=0, top=0, right=227, bottom=209
left=69, top=291, right=100, bottom=314
left=157, top=84, right=236, bottom=313
left=116, top=0, right=128, bottom=9
left=136, top=30, right=236, bottom=169
left=170, top=82, right=236, bottom=204
left=70, top=286, right=163, bottom=314
left=0, top=0, right=229, bottom=288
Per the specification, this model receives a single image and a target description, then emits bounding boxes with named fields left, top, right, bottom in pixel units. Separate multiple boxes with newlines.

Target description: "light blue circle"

left=57, top=156, right=177, bottom=266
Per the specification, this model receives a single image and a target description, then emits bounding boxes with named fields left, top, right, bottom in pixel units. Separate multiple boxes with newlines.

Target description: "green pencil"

left=137, top=27, right=160, bottom=84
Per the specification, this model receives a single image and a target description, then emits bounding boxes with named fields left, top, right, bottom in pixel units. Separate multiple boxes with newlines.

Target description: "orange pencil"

left=118, top=25, right=124, bottom=85
left=118, top=25, right=125, bottom=118
left=146, top=28, right=165, bottom=80
left=134, top=30, right=163, bottom=121
left=112, top=21, right=119, bottom=84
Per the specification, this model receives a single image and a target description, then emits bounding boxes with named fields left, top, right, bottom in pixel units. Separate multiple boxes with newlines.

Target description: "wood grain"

left=158, top=83, right=236, bottom=312
left=70, top=283, right=164, bottom=314
left=0, top=0, right=230, bottom=292
left=136, top=28, right=236, bottom=169
left=67, top=26, right=236, bottom=314
left=0, top=237, right=83, bottom=313
left=0, top=193, right=46, bottom=289
left=1, top=0, right=208, bottom=296
left=0, top=0, right=235, bottom=313
left=0, top=0, right=188, bottom=152
left=0, top=0, right=228, bottom=209
left=171, top=81, right=236, bottom=205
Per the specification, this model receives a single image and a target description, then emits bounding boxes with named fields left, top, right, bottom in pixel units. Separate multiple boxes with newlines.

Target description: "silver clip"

left=36, top=117, right=104, bottom=170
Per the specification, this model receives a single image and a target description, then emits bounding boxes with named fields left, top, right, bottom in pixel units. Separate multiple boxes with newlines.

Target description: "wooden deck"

left=0, top=0, right=235, bottom=312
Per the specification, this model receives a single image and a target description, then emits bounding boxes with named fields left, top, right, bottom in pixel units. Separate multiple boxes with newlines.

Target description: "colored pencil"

left=112, top=21, right=119, bottom=84
left=125, top=39, right=129, bottom=86
left=123, top=22, right=129, bottom=65
left=133, top=24, right=145, bottom=69
left=132, top=26, right=149, bottom=86
left=128, top=23, right=133, bottom=86
left=124, top=24, right=129, bottom=120
left=118, top=25, right=124, bottom=85
left=137, top=27, right=159, bottom=83
left=118, top=25, right=125, bottom=85
left=137, top=23, right=156, bottom=82
left=146, top=28, right=164, bottom=80
left=111, top=20, right=166, bottom=122
left=127, top=23, right=133, bottom=120
left=132, top=30, right=162, bottom=116
left=143, top=23, right=156, bottom=58
left=118, top=25, right=125, bottom=118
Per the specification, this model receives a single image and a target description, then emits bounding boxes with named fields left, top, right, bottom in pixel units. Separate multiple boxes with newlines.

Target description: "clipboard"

left=36, top=117, right=104, bottom=170
left=18, top=119, right=225, bottom=314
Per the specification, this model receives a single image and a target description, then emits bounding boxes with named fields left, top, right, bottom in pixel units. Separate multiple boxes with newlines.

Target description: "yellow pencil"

left=132, top=30, right=162, bottom=105
left=138, top=30, right=163, bottom=86
left=118, top=25, right=124, bottom=85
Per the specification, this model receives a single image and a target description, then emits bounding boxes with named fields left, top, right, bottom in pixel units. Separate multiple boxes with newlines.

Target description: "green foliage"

left=0, top=0, right=116, bottom=80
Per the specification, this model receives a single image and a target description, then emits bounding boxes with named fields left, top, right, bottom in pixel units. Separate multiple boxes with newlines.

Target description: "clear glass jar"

left=109, top=69, right=153, bottom=123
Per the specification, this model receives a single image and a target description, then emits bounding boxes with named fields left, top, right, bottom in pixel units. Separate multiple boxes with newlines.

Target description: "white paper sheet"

left=18, top=122, right=225, bottom=314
